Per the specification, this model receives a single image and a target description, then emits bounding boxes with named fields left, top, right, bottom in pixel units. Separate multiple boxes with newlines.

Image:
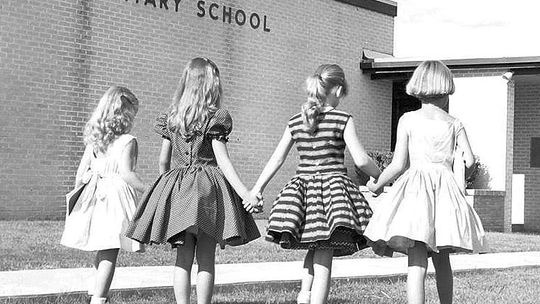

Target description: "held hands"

left=367, top=178, right=383, bottom=197
left=242, top=190, right=264, bottom=214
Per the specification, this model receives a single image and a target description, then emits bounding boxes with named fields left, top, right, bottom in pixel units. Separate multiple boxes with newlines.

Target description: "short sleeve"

left=207, top=109, right=233, bottom=142
left=454, top=119, right=465, bottom=137
left=154, top=113, right=171, bottom=140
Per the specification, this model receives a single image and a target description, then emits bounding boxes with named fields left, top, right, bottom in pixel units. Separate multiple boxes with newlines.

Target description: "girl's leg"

left=310, top=249, right=333, bottom=304
left=432, top=251, right=453, bottom=304
left=194, top=231, right=217, bottom=304
left=92, top=248, right=119, bottom=299
left=298, top=250, right=314, bottom=304
left=174, top=233, right=196, bottom=304
left=407, top=242, right=428, bottom=304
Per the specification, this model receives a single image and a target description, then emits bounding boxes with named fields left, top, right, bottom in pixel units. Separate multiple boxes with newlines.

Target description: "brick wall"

left=468, top=190, right=506, bottom=232
left=0, top=0, right=394, bottom=219
left=514, top=81, right=540, bottom=232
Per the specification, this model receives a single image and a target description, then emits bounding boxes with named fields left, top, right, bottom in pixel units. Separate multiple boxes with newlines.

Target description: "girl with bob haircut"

left=364, top=60, right=487, bottom=304
left=125, top=57, right=261, bottom=304
left=250, top=64, right=381, bottom=304
left=61, top=86, right=147, bottom=304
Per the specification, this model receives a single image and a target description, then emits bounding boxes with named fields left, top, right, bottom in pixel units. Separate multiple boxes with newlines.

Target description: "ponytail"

left=302, top=75, right=325, bottom=133
left=301, top=64, right=348, bottom=133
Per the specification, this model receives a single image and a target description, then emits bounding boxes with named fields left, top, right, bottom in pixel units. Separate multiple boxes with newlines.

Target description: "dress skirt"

left=364, top=165, right=488, bottom=257
left=61, top=173, right=144, bottom=252
left=125, top=164, right=260, bottom=248
left=266, top=173, right=372, bottom=257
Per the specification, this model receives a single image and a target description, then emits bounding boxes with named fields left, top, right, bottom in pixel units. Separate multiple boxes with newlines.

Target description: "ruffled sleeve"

left=207, top=109, right=233, bottom=142
left=154, top=113, right=171, bottom=140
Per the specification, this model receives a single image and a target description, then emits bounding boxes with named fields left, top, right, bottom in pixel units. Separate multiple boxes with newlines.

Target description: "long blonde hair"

left=83, top=86, right=139, bottom=152
left=406, top=60, right=455, bottom=101
left=302, top=64, right=348, bottom=133
left=168, top=57, right=222, bottom=139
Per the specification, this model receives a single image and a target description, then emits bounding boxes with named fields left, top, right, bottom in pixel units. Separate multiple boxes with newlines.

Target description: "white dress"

left=364, top=113, right=488, bottom=256
left=61, top=134, right=144, bottom=252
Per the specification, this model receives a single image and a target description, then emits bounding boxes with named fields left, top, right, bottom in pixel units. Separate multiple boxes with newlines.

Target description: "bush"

left=355, top=151, right=394, bottom=185
left=367, top=151, right=394, bottom=171
left=466, top=156, right=491, bottom=189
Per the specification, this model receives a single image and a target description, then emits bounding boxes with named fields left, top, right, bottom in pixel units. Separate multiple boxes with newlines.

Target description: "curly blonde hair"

left=168, top=57, right=222, bottom=139
left=302, top=64, right=348, bottom=133
left=83, top=86, right=139, bottom=152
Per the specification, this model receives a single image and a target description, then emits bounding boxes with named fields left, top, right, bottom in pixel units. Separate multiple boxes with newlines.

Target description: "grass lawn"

left=2, top=267, right=539, bottom=303
left=1, top=220, right=540, bottom=271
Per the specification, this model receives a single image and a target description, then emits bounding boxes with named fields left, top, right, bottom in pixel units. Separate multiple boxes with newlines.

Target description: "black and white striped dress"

left=266, top=109, right=372, bottom=256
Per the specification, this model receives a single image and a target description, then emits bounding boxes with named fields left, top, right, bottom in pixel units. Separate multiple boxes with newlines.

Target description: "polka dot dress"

left=125, top=109, right=260, bottom=248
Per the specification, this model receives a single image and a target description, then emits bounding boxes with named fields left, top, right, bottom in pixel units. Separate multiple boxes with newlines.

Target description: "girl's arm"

left=75, top=145, right=93, bottom=187
left=251, top=127, right=294, bottom=195
left=119, top=139, right=148, bottom=193
left=212, top=139, right=260, bottom=213
left=368, top=116, right=410, bottom=194
left=457, top=128, right=475, bottom=168
left=343, top=118, right=381, bottom=179
left=158, top=139, right=172, bottom=174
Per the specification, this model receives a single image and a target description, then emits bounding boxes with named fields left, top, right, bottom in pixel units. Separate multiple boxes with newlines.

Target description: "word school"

left=196, top=1, right=271, bottom=32
left=124, top=0, right=270, bottom=32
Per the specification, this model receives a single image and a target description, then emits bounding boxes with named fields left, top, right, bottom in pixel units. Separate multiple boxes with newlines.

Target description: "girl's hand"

left=254, top=192, right=264, bottom=213
left=367, top=178, right=383, bottom=196
left=242, top=191, right=261, bottom=214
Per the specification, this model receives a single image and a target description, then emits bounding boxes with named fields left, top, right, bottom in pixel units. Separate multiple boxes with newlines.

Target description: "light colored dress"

left=61, top=134, right=144, bottom=252
left=364, top=112, right=487, bottom=256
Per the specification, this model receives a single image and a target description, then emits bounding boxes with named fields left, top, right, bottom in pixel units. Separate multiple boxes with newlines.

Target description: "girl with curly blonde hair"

left=61, top=86, right=147, bottom=304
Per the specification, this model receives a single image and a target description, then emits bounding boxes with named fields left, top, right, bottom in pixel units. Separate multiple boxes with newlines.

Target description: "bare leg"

left=310, top=249, right=333, bottom=304
left=174, top=233, right=196, bottom=304
left=407, top=242, right=428, bottom=304
left=92, top=249, right=119, bottom=299
left=432, top=251, right=453, bottom=304
left=298, top=250, right=314, bottom=303
left=194, top=232, right=217, bottom=304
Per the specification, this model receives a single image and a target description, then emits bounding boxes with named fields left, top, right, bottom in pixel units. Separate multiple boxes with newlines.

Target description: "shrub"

left=466, top=156, right=491, bottom=189
left=355, top=151, right=394, bottom=185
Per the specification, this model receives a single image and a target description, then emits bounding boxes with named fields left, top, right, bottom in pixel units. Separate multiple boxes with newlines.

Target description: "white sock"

left=90, top=296, right=108, bottom=304
left=297, top=291, right=311, bottom=304
left=87, top=276, right=95, bottom=296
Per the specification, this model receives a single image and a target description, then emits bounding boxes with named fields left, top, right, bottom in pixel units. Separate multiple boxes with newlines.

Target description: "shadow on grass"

left=214, top=300, right=357, bottom=304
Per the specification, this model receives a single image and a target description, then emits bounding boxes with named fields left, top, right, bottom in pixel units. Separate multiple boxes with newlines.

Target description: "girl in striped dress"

left=250, top=64, right=381, bottom=304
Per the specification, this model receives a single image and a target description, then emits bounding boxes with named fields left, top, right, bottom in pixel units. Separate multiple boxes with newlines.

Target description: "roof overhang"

left=335, top=0, right=397, bottom=17
left=361, top=50, right=540, bottom=80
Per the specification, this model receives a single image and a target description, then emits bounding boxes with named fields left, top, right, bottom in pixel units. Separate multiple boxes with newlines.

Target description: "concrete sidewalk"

left=2, top=251, right=540, bottom=298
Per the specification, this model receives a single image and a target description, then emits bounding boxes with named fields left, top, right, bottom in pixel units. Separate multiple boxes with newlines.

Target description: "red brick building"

left=0, top=0, right=397, bottom=219
left=3, top=1, right=539, bottom=233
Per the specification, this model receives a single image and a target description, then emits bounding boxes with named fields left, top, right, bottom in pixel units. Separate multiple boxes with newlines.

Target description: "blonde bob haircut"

left=168, top=57, right=222, bottom=139
left=83, top=86, right=139, bottom=152
left=406, top=60, right=455, bottom=100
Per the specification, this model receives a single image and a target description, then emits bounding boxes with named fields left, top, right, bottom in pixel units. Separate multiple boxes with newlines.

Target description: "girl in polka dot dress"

left=125, top=57, right=261, bottom=304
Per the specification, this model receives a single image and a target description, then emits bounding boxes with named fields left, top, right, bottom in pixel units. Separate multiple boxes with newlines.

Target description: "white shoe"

left=297, top=291, right=311, bottom=304
left=90, top=296, right=108, bottom=304
left=87, top=277, right=95, bottom=296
